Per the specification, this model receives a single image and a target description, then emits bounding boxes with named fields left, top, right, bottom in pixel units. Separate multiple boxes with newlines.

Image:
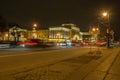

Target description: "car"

left=82, top=42, right=92, bottom=46
left=95, top=41, right=107, bottom=47
left=0, top=42, right=10, bottom=48
left=72, top=42, right=80, bottom=47
left=111, top=41, right=120, bottom=47
left=17, top=39, right=55, bottom=48
left=17, top=41, right=38, bottom=47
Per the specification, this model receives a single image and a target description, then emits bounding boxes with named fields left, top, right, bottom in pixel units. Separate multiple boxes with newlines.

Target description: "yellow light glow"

left=56, top=33, right=60, bottom=36
left=5, top=33, right=8, bottom=37
left=103, top=12, right=108, bottom=17
left=33, top=24, right=37, bottom=27
left=96, top=28, right=99, bottom=30
left=92, top=28, right=95, bottom=31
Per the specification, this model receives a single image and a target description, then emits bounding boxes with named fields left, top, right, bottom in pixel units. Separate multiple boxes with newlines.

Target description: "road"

left=0, top=47, right=120, bottom=80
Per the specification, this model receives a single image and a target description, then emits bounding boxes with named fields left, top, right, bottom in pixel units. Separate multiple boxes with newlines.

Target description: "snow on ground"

left=0, top=47, right=118, bottom=80
left=11, top=54, right=99, bottom=80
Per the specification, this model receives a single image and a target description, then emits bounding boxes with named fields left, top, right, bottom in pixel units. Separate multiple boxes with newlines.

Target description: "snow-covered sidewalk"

left=0, top=47, right=119, bottom=80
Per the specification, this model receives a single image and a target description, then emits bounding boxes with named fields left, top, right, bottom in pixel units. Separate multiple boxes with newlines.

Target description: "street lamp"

left=33, top=24, right=37, bottom=27
left=102, top=11, right=110, bottom=48
left=33, top=23, right=37, bottom=30
left=32, top=23, right=37, bottom=39
left=89, top=27, right=100, bottom=34
left=103, top=12, right=108, bottom=17
left=89, top=27, right=100, bottom=42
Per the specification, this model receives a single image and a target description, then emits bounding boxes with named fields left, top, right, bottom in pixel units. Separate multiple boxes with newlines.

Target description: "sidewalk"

left=66, top=48, right=120, bottom=80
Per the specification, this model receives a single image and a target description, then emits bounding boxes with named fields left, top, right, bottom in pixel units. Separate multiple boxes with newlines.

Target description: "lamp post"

left=32, top=23, right=37, bottom=39
left=102, top=11, right=110, bottom=48
left=89, top=27, right=100, bottom=42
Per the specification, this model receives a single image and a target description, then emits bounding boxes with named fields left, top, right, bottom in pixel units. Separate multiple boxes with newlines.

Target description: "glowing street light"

left=102, top=11, right=110, bottom=22
left=5, top=33, right=8, bottom=37
left=33, top=23, right=37, bottom=30
left=89, top=27, right=100, bottom=34
left=102, top=12, right=108, bottom=17
left=33, top=23, right=37, bottom=27
left=92, top=28, right=96, bottom=31
left=89, top=27, right=100, bottom=42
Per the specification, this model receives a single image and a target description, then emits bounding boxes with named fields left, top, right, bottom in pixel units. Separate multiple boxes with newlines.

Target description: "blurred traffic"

left=0, top=39, right=120, bottom=49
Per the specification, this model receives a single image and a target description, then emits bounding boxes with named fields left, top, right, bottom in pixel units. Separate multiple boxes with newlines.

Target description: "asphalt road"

left=0, top=47, right=119, bottom=80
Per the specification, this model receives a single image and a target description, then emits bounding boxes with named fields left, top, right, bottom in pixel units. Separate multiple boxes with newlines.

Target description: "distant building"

left=80, top=32, right=99, bottom=42
left=27, top=29, right=49, bottom=41
left=49, top=23, right=81, bottom=42
left=62, top=24, right=80, bottom=42
left=9, top=26, right=27, bottom=42
left=0, top=23, right=99, bottom=43
left=49, top=26, right=70, bottom=42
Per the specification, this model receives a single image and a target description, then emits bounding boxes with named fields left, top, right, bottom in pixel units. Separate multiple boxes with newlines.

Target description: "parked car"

left=0, top=42, right=10, bottom=48
left=111, top=41, right=120, bottom=47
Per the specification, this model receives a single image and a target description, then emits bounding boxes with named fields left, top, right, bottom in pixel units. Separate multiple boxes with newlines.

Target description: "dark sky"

left=0, top=0, right=120, bottom=33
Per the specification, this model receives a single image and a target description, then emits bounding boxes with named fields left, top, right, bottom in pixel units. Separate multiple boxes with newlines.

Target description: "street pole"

left=32, top=23, right=37, bottom=39
left=102, top=11, right=111, bottom=48
left=107, top=12, right=110, bottom=48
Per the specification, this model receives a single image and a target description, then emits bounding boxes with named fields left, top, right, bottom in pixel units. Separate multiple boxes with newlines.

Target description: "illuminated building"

left=27, top=29, right=49, bottom=41
left=49, top=24, right=81, bottom=42
left=0, top=23, right=99, bottom=43
left=49, top=27, right=70, bottom=42
left=9, top=26, right=27, bottom=42
left=80, top=31, right=99, bottom=42
left=62, top=24, right=80, bottom=42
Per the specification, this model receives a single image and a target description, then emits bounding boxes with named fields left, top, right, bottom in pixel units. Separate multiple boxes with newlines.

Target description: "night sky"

left=0, top=0, right=120, bottom=38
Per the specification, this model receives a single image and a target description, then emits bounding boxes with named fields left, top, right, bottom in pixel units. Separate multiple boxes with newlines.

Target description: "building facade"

left=80, top=32, right=99, bottom=42
left=27, top=29, right=49, bottom=41
left=0, top=24, right=99, bottom=43
left=49, top=24, right=81, bottom=42
left=62, top=24, right=80, bottom=42
left=49, top=27, right=70, bottom=42
left=9, top=26, right=27, bottom=42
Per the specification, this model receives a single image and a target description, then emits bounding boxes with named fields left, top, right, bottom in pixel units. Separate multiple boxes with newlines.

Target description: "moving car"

left=17, top=39, right=55, bottom=48
left=17, top=41, right=38, bottom=47
left=95, top=41, right=107, bottom=47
